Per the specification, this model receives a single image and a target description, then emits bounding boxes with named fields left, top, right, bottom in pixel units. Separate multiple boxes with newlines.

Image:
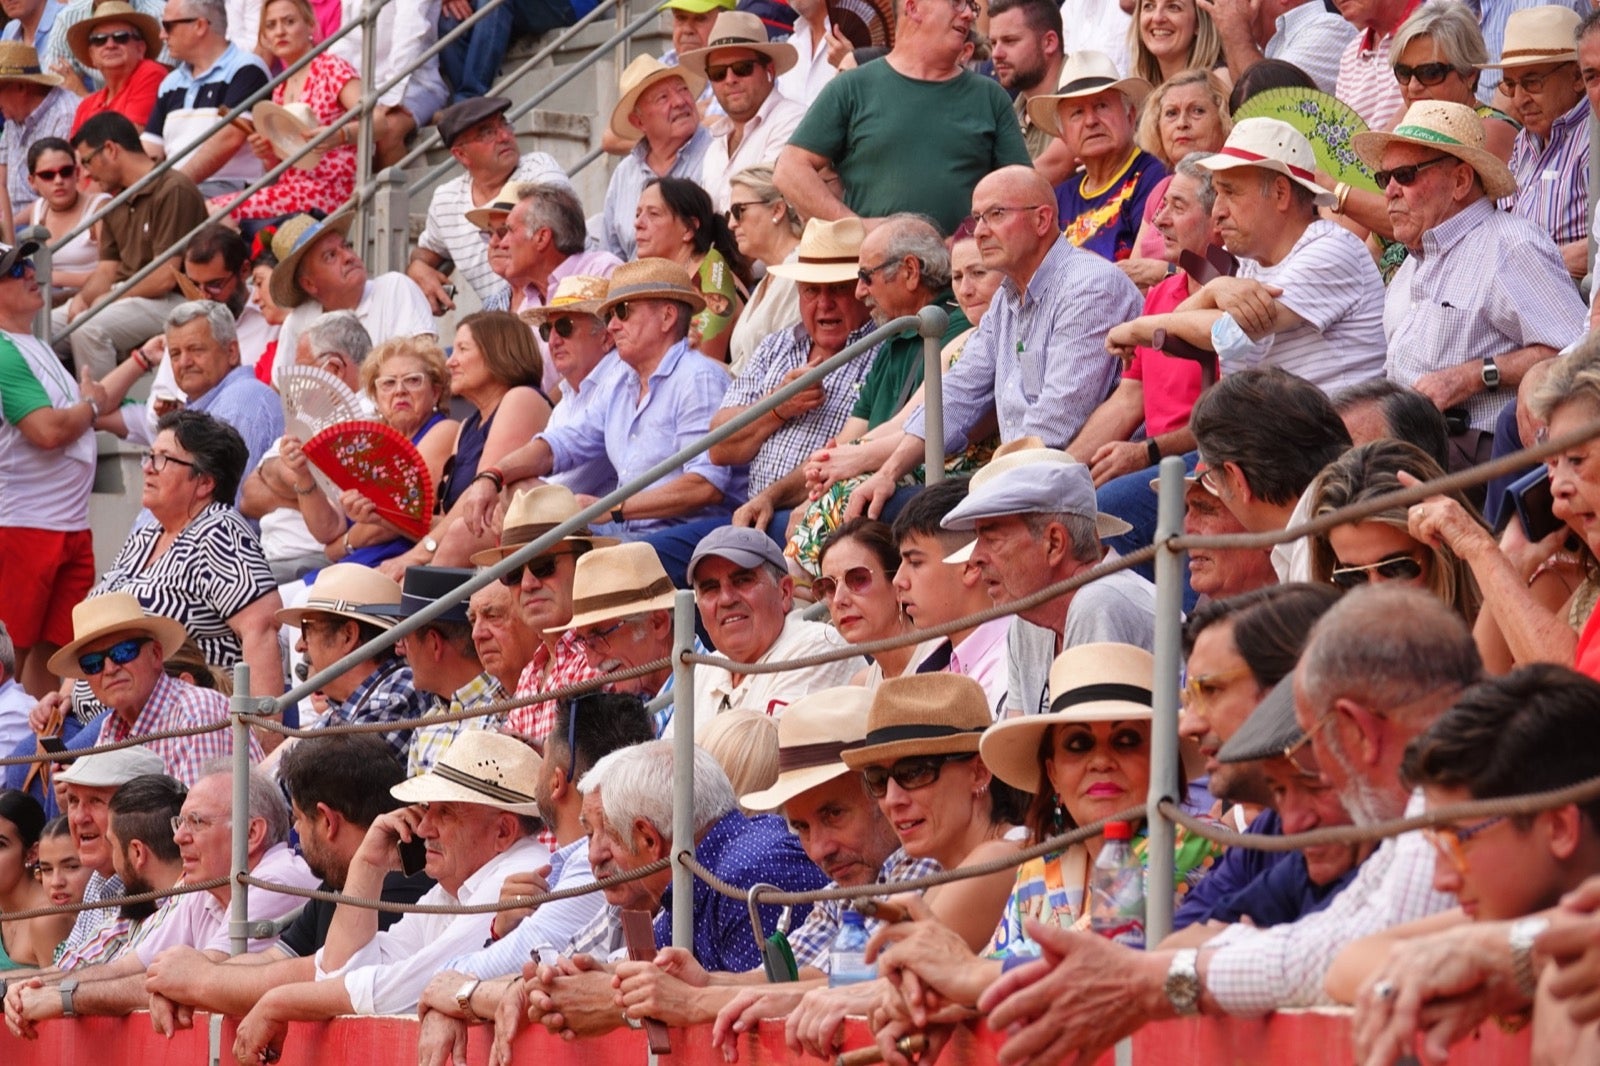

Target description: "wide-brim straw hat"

left=270, top=212, right=354, bottom=309
left=252, top=102, right=324, bottom=172
left=841, top=673, right=993, bottom=770
left=595, top=257, right=707, bottom=316
left=609, top=54, right=706, bottom=142
left=390, top=730, right=543, bottom=815
left=519, top=275, right=610, bottom=326
left=0, top=41, right=62, bottom=87
left=465, top=177, right=528, bottom=231
left=67, top=1, right=162, bottom=67
left=550, top=542, right=678, bottom=633
left=274, top=562, right=404, bottom=629
left=48, top=593, right=188, bottom=680
left=1352, top=100, right=1517, bottom=200
left=742, top=686, right=874, bottom=811
left=469, top=483, right=619, bottom=566
left=678, top=10, right=798, bottom=77
left=1198, top=117, right=1336, bottom=207
left=766, top=217, right=866, bottom=284
left=1477, top=5, right=1579, bottom=69
left=1027, top=51, right=1150, bottom=139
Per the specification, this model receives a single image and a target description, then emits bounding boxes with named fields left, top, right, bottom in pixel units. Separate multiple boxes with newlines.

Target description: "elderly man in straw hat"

left=520, top=276, right=624, bottom=501
left=469, top=484, right=616, bottom=742
left=599, top=56, right=711, bottom=258
left=230, top=731, right=550, bottom=1060
left=1106, top=118, right=1387, bottom=396
left=1353, top=99, right=1584, bottom=436
left=63, top=0, right=167, bottom=134
left=0, top=41, right=75, bottom=237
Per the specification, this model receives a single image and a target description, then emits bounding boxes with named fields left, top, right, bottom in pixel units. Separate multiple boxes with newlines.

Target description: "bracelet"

left=342, top=532, right=353, bottom=555
left=472, top=467, right=505, bottom=492
left=83, top=396, right=100, bottom=418
left=1333, top=181, right=1351, bottom=215
left=131, top=349, right=153, bottom=372
left=1145, top=438, right=1161, bottom=467
left=293, top=481, right=316, bottom=496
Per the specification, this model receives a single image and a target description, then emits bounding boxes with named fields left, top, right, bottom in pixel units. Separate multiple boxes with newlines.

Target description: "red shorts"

left=0, top=527, right=95, bottom=648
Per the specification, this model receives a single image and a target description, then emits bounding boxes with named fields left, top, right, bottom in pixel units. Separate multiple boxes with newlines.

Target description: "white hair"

left=578, top=740, right=736, bottom=844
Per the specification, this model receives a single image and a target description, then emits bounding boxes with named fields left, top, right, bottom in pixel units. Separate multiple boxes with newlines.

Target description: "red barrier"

left=0, top=1009, right=1531, bottom=1064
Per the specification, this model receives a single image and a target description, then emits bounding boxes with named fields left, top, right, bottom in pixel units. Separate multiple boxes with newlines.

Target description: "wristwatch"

left=454, top=977, right=482, bottom=1021
left=59, top=977, right=79, bottom=1018
left=422, top=535, right=440, bottom=554
left=611, top=506, right=625, bottom=524
left=1509, top=915, right=1550, bottom=1000
left=1164, top=948, right=1201, bottom=1016
left=1481, top=356, right=1501, bottom=392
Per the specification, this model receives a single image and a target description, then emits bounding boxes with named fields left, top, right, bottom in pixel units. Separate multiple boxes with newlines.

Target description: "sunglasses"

left=811, top=565, right=877, bottom=603
left=78, top=636, right=151, bottom=676
left=861, top=752, right=976, bottom=799
left=88, top=29, right=140, bottom=46
left=1372, top=155, right=1455, bottom=188
left=1392, top=61, right=1455, bottom=87
left=538, top=316, right=588, bottom=342
left=726, top=199, right=766, bottom=224
left=5, top=259, right=34, bottom=279
left=497, top=551, right=572, bottom=587
left=32, top=164, right=76, bottom=181
left=607, top=301, right=635, bottom=322
left=161, top=16, right=199, bottom=31
left=1422, top=815, right=1505, bottom=876
left=856, top=259, right=899, bottom=287
left=181, top=272, right=233, bottom=297
left=707, top=59, right=760, bottom=82
left=1328, top=553, right=1424, bottom=591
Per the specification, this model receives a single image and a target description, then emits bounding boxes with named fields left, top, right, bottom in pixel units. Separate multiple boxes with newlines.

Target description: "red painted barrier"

left=0, top=1008, right=1531, bottom=1064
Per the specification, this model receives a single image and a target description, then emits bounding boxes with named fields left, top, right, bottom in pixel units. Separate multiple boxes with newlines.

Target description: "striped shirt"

left=1336, top=28, right=1406, bottom=131
left=1384, top=198, right=1587, bottom=431
left=1510, top=95, right=1592, bottom=247
left=600, top=126, right=712, bottom=260
left=1264, top=3, right=1356, bottom=96
left=905, top=237, right=1141, bottom=452
left=405, top=672, right=508, bottom=777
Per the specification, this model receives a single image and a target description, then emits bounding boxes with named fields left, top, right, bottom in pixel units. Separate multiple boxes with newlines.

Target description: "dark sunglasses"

left=812, top=565, right=877, bottom=603
left=607, top=301, right=634, bottom=322
left=78, top=637, right=151, bottom=676
left=538, top=316, right=585, bottom=342
left=1373, top=155, right=1454, bottom=188
left=161, top=16, right=199, bottom=31
left=32, top=164, right=76, bottom=181
left=707, top=59, right=759, bottom=82
left=726, top=199, right=765, bottom=224
left=88, top=30, right=139, bottom=46
left=497, top=551, right=571, bottom=587
left=1329, top=553, right=1425, bottom=591
left=5, top=258, right=34, bottom=279
left=862, top=752, right=976, bottom=799
left=1392, top=61, right=1455, bottom=87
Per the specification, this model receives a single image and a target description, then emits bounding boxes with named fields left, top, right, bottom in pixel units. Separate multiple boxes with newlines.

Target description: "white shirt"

left=701, top=89, right=807, bottom=211
left=775, top=17, right=839, bottom=107
left=1269, top=491, right=1314, bottom=584
left=1058, top=0, right=1132, bottom=75
left=331, top=0, right=446, bottom=115
left=274, top=274, right=437, bottom=389
left=685, top=614, right=864, bottom=736
left=0, top=329, right=95, bottom=530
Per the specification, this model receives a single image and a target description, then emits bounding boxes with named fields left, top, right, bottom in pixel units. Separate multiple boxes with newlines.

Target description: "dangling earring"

left=1051, top=793, right=1066, bottom=833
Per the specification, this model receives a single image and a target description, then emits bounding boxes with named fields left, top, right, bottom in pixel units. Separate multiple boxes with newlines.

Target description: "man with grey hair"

left=486, top=183, right=622, bottom=318
left=141, top=0, right=268, bottom=197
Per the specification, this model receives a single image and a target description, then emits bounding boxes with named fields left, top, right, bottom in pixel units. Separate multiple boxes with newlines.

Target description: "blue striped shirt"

left=1511, top=94, right=1592, bottom=247
left=1468, top=0, right=1590, bottom=104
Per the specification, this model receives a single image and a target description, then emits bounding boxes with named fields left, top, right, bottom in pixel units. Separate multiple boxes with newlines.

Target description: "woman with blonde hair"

left=1128, top=0, right=1224, bottom=90
left=701, top=709, right=780, bottom=810
left=724, top=164, right=803, bottom=375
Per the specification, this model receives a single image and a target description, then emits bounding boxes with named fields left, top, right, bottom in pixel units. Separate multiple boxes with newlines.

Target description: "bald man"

left=849, top=166, right=1142, bottom=518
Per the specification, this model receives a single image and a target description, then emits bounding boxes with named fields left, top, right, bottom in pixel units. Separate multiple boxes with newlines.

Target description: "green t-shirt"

left=789, top=59, right=1032, bottom=235
left=850, top=296, right=969, bottom=427
left=0, top=335, right=54, bottom=426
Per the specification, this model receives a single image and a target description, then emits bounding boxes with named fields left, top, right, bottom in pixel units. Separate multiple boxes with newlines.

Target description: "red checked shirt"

left=95, top=673, right=262, bottom=784
left=508, top=631, right=599, bottom=744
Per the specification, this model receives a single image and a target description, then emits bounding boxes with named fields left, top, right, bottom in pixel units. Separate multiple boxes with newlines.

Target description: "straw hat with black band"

left=550, top=542, right=678, bottom=633
left=66, top=0, right=162, bottom=67
left=1026, top=51, right=1150, bottom=140
left=1351, top=100, right=1517, bottom=201
left=469, top=483, right=618, bottom=567
left=48, top=593, right=189, bottom=680
left=0, top=42, right=62, bottom=88
left=677, top=10, right=798, bottom=77
left=390, top=730, right=543, bottom=815
left=765, top=217, right=865, bottom=285
left=595, top=257, right=707, bottom=318
left=842, top=673, right=992, bottom=770
left=609, top=54, right=706, bottom=143
left=1476, top=5, right=1579, bottom=70
left=464, top=177, right=528, bottom=231
left=269, top=211, right=354, bottom=309
left=741, top=687, right=874, bottom=810
left=274, top=562, right=404, bottom=630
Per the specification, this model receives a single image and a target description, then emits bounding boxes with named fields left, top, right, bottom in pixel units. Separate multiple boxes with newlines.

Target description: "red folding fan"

left=303, top=420, right=435, bottom=541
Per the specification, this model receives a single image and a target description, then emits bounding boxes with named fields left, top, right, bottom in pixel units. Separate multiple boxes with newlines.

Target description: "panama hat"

left=678, top=11, right=798, bottom=77
left=841, top=673, right=992, bottom=770
left=67, top=1, right=161, bottom=67
left=1198, top=118, right=1336, bottom=207
left=765, top=217, right=866, bottom=285
left=48, top=593, right=189, bottom=680
left=464, top=177, right=528, bottom=231
left=551, top=543, right=679, bottom=633
left=595, top=257, right=707, bottom=316
left=1478, top=6, right=1579, bottom=69
left=390, top=730, right=543, bottom=814
left=252, top=102, right=325, bottom=172
left=269, top=212, right=355, bottom=309
left=741, top=687, right=874, bottom=811
left=469, top=483, right=619, bottom=566
left=1027, top=51, right=1150, bottom=139
left=0, top=42, right=62, bottom=87
left=519, top=275, right=609, bottom=326
left=1352, top=100, right=1517, bottom=200
left=274, top=562, right=404, bottom=629
left=609, top=54, right=706, bottom=142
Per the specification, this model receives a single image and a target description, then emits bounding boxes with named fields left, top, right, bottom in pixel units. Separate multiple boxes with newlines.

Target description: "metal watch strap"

left=1509, top=916, right=1549, bottom=1000
left=454, top=977, right=481, bottom=1022
left=59, top=977, right=79, bottom=1018
left=1165, top=948, right=1201, bottom=1016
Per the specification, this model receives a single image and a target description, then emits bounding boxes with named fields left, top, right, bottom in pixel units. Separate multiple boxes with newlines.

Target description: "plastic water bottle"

left=1089, top=821, right=1146, bottom=949
left=828, top=910, right=877, bottom=986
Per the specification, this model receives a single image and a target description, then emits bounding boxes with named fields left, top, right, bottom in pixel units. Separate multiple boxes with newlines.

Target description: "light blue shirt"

left=1, top=0, right=62, bottom=52
left=442, top=836, right=603, bottom=979
left=545, top=352, right=626, bottom=500
left=188, top=365, right=284, bottom=490
left=599, top=126, right=712, bottom=259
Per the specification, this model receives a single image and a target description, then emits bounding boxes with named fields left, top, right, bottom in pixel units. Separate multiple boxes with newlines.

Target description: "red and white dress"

left=232, top=51, right=358, bottom=219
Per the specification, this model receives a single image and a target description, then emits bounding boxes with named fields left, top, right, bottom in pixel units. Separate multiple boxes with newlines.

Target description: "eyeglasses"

left=968, top=204, right=1045, bottom=230
left=77, top=637, right=151, bottom=676
left=573, top=619, right=627, bottom=653
left=170, top=811, right=223, bottom=835
left=862, top=753, right=977, bottom=798
left=707, top=59, right=760, bottom=81
left=487, top=223, right=512, bottom=241
left=460, top=117, right=513, bottom=144
left=5, top=259, right=34, bottom=279
left=726, top=200, right=766, bottom=224
left=1373, top=155, right=1455, bottom=188
left=140, top=450, right=198, bottom=474
left=1178, top=665, right=1255, bottom=716
left=1329, top=553, right=1425, bottom=591
left=1392, top=61, right=1456, bottom=87
left=811, top=565, right=878, bottom=603
left=88, top=30, right=140, bottom=46
left=77, top=144, right=106, bottom=170
left=374, top=372, right=429, bottom=394
left=1196, top=464, right=1224, bottom=495
left=161, top=16, right=200, bottom=31
left=538, top=316, right=590, bottom=342
left=32, top=164, right=76, bottom=181
left=1423, top=816, right=1506, bottom=876
left=1283, top=711, right=1335, bottom=775
left=607, top=301, right=635, bottom=322
left=181, top=272, right=233, bottom=297
left=497, top=551, right=572, bottom=587
left=1499, top=63, right=1575, bottom=95
left=856, top=259, right=901, bottom=286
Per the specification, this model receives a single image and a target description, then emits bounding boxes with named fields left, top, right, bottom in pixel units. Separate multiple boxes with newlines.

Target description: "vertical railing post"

left=918, top=303, right=949, bottom=485
left=1589, top=110, right=1598, bottom=281
left=1145, top=456, right=1186, bottom=944
left=22, top=224, right=51, bottom=343
left=354, top=0, right=379, bottom=253
left=229, top=663, right=253, bottom=956
left=370, top=166, right=410, bottom=277
left=670, top=590, right=695, bottom=950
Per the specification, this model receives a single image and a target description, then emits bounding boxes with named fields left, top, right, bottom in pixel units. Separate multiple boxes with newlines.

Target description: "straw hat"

left=551, top=543, right=678, bottom=633
left=0, top=42, right=61, bottom=87
left=1478, top=5, right=1579, bottom=69
left=464, top=177, right=528, bottom=231
left=1027, top=51, right=1150, bottom=139
left=469, top=483, right=619, bottom=566
left=390, top=730, right=543, bottom=815
left=741, top=687, right=875, bottom=811
left=1352, top=100, right=1517, bottom=200
left=252, top=101, right=324, bottom=172
left=678, top=11, right=798, bottom=77
left=765, top=217, right=866, bottom=285
left=980, top=643, right=1155, bottom=793
left=841, top=674, right=992, bottom=770
left=66, top=0, right=162, bottom=67
left=519, top=275, right=610, bottom=327
left=595, top=257, right=707, bottom=316
left=609, top=54, right=706, bottom=142
left=1197, top=118, right=1335, bottom=207
left=274, top=563, right=404, bottom=629
left=940, top=443, right=1133, bottom=563
left=269, top=212, right=354, bottom=309
left=47, top=593, right=188, bottom=680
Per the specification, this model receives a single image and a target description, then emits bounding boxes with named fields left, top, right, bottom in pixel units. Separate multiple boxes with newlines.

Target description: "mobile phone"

left=1509, top=465, right=1564, bottom=543
left=398, top=836, right=427, bottom=877
left=39, top=736, right=67, bottom=755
